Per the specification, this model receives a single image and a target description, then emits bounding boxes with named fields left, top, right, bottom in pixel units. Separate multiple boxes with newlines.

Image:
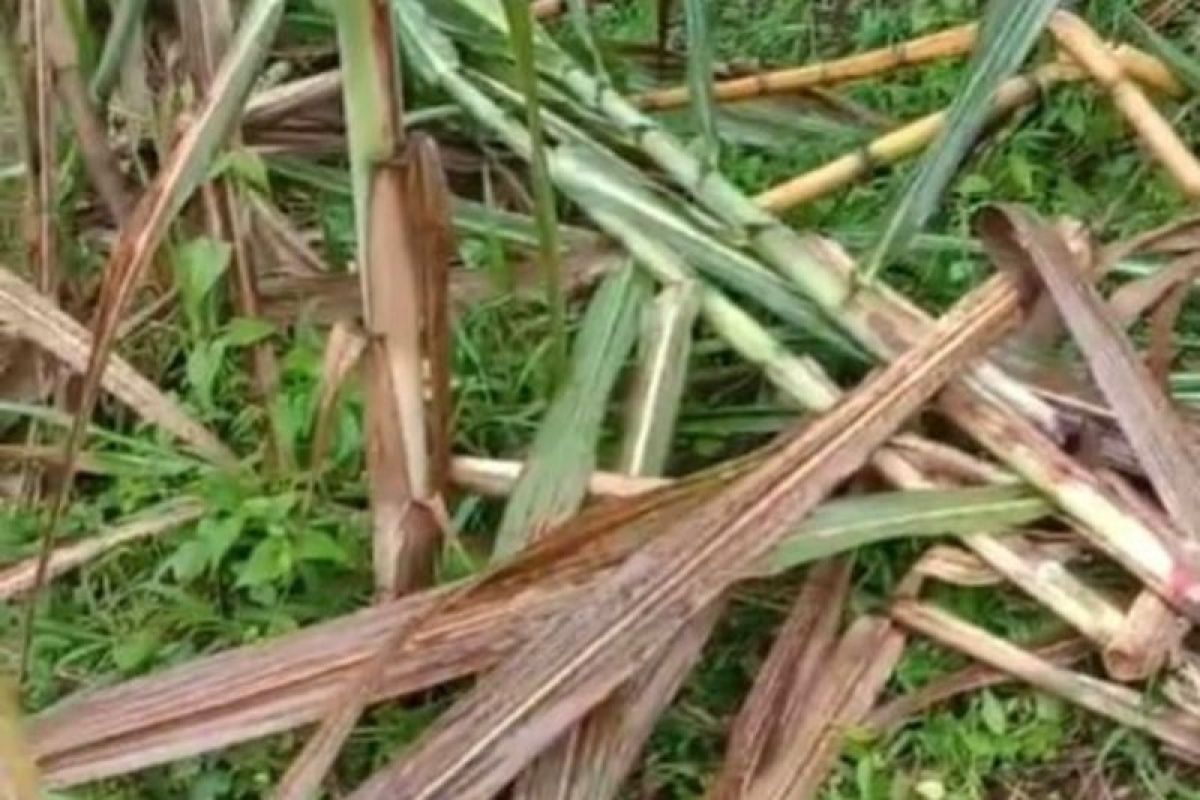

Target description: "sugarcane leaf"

left=864, top=0, right=1059, bottom=278
left=493, top=263, right=650, bottom=559
left=683, top=0, right=719, bottom=164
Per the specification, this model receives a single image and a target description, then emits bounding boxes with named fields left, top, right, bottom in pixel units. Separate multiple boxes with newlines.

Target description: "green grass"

left=4, top=0, right=1200, bottom=797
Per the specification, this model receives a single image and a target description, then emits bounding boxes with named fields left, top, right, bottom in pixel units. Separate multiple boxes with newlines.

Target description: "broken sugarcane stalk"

left=635, top=22, right=1180, bottom=112
left=981, top=205, right=1200, bottom=681
left=892, top=599, right=1200, bottom=762
left=519, top=21, right=1200, bottom=618
left=1050, top=10, right=1200, bottom=199
left=755, top=37, right=1185, bottom=214
left=271, top=5, right=455, bottom=793
left=757, top=63, right=1079, bottom=212
left=637, top=23, right=979, bottom=110
left=344, top=258, right=1025, bottom=800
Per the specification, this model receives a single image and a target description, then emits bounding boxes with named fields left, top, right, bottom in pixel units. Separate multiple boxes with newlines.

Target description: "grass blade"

left=863, top=0, right=1059, bottom=278
left=89, top=0, right=147, bottom=102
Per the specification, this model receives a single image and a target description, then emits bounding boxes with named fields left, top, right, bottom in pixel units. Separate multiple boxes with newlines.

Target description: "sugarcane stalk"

left=637, top=20, right=1181, bottom=111
left=1050, top=10, right=1200, bottom=198
left=638, top=23, right=980, bottom=111
left=756, top=63, right=1080, bottom=213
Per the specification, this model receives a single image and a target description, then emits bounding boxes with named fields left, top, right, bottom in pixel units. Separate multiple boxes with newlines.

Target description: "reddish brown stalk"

left=708, top=558, right=853, bottom=800
left=347, top=273, right=1021, bottom=799
left=22, top=0, right=56, bottom=296
left=362, top=139, right=453, bottom=596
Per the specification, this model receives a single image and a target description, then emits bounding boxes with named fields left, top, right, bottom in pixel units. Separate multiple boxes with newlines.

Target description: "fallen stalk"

left=1050, top=11, right=1200, bottom=199
left=29, top=481, right=1047, bottom=786
left=892, top=600, right=1200, bottom=762
left=756, top=63, right=1081, bottom=213
left=638, top=23, right=980, bottom=111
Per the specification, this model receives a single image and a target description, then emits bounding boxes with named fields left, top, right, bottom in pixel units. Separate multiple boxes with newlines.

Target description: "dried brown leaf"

left=0, top=268, right=233, bottom=463
left=709, top=558, right=852, bottom=800
left=979, top=204, right=1200, bottom=544
left=308, top=320, right=367, bottom=480
left=346, top=272, right=1020, bottom=799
